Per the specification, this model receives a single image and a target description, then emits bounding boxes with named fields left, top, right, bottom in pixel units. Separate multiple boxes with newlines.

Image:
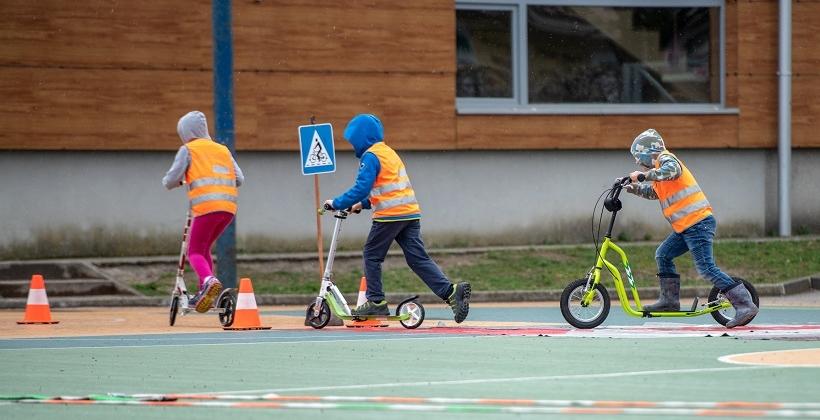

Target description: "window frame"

left=455, top=0, right=735, bottom=115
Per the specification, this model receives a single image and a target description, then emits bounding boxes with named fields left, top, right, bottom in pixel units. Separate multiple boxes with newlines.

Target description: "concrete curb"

left=1, top=275, right=818, bottom=309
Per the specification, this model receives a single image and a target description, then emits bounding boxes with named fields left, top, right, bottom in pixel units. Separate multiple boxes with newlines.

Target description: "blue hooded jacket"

left=331, top=114, right=384, bottom=210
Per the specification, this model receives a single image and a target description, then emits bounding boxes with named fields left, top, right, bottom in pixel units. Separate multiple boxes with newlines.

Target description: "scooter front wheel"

left=306, top=300, right=332, bottom=329
left=709, top=278, right=759, bottom=327
left=397, top=300, right=425, bottom=329
left=169, top=295, right=180, bottom=326
left=560, top=278, right=610, bottom=329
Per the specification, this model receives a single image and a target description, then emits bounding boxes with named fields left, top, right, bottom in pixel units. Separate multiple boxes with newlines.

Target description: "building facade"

left=1, top=1, right=817, bottom=254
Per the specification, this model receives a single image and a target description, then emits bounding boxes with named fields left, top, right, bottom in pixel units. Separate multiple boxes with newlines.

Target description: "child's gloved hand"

left=629, top=171, right=646, bottom=183
left=323, top=199, right=335, bottom=210
left=350, top=202, right=363, bottom=213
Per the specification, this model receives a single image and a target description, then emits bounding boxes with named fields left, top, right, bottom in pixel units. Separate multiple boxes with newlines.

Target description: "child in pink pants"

left=162, top=111, right=244, bottom=312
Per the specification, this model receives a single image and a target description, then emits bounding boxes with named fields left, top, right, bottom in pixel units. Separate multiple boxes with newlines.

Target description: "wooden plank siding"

left=0, top=0, right=818, bottom=151
left=456, top=114, right=739, bottom=150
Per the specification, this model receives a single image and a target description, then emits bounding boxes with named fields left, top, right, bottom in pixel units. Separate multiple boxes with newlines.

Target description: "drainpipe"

left=778, top=0, right=792, bottom=237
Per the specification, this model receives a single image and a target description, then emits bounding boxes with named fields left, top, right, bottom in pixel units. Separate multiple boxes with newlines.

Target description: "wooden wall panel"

left=737, top=0, right=777, bottom=77
left=2, top=0, right=817, bottom=151
left=0, top=68, right=212, bottom=150
left=724, top=0, right=738, bottom=107
left=233, top=0, right=454, bottom=73
left=793, top=75, right=820, bottom=148
left=0, top=0, right=212, bottom=69
left=794, top=1, right=820, bottom=76
left=737, top=75, right=777, bottom=148
left=234, top=71, right=455, bottom=151
left=456, top=114, right=739, bottom=150
left=0, top=67, right=454, bottom=151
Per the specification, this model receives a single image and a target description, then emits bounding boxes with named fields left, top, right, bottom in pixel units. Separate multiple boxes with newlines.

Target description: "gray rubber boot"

left=643, top=275, right=680, bottom=312
left=723, top=283, right=759, bottom=328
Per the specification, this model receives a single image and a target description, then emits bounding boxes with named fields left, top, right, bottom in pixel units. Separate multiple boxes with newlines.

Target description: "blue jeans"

left=362, top=219, right=452, bottom=302
left=655, top=215, right=738, bottom=291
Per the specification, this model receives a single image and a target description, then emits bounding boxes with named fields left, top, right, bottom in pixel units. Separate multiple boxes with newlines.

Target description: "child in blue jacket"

left=324, top=114, right=471, bottom=323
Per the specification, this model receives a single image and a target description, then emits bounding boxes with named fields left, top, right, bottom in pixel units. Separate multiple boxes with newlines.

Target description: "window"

left=456, top=1, right=729, bottom=114
left=457, top=9, right=514, bottom=99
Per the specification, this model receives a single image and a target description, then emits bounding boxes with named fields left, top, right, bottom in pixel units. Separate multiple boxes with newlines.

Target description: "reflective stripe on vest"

left=652, top=151, right=712, bottom=233
left=660, top=184, right=702, bottom=209
left=370, top=180, right=413, bottom=197
left=185, top=139, right=238, bottom=216
left=667, top=199, right=711, bottom=224
left=366, top=142, right=421, bottom=219
left=190, top=193, right=238, bottom=207
left=372, top=194, right=418, bottom=211
left=189, top=178, right=237, bottom=190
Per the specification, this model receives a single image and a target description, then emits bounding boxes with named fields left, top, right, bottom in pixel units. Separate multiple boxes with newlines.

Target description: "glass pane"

left=457, top=9, right=513, bottom=98
left=528, top=6, right=719, bottom=104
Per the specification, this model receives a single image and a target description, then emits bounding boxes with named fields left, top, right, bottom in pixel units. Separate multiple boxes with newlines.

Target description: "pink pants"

left=187, top=211, right=234, bottom=288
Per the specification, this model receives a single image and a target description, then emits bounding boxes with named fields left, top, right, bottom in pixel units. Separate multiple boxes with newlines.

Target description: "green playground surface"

left=2, top=304, right=819, bottom=419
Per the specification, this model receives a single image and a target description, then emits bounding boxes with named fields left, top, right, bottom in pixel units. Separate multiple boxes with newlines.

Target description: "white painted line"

left=204, top=365, right=781, bottom=395
left=718, top=348, right=820, bottom=367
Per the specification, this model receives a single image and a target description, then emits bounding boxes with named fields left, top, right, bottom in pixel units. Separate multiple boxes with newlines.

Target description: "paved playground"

left=1, top=296, right=819, bottom=419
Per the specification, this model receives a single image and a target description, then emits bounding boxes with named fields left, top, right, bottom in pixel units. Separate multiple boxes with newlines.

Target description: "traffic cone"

left=17, top=274, right=59, bottom=324
left=346, top=277, right=387, bottom=328
left=223, top=278, right=271, bottom=330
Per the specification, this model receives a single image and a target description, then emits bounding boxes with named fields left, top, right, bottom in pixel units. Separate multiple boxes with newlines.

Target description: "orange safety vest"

left=366, top=142, right=421, bottom=221
left=184, top=138, right=238, bottom=216
left=652, top=151, right=712, bottom=233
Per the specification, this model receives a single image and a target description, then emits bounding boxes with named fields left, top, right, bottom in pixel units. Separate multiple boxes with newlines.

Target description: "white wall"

left=0, top=148, right=813, bottom=248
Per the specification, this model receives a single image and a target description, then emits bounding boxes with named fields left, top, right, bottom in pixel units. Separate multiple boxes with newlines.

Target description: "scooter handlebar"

left=318, top=203, right=362, bottom=215
left=617, top=173, right=646, bottom=186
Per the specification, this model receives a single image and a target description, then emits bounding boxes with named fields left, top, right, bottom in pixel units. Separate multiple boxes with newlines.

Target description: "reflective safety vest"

left=366, top=142, right=421, bottom=221
left=184, top=138, right=238, bottom=216
left=652, top=151, right=712, bottom=233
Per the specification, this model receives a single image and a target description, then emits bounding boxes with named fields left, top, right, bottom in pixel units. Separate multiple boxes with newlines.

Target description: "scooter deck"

left=180, top=307, right=227, bottom=315
left=335, top=315, right=410, bottom=322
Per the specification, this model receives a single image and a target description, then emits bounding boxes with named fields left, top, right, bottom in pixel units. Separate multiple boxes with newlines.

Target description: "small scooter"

left=305, top=204, right=425, bottom=329
left=559, top=175, right=759, bottom=329
left=168, top=210, right=237, bottom=327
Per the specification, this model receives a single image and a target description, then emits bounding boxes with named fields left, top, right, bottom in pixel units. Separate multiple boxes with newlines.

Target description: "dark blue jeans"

left=655, top=215, right=738, bottom=291
left=362, top=219, right=452, bottom=302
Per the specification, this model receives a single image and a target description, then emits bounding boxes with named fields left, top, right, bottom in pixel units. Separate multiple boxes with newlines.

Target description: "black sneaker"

left=351, top=300, right=390, bottom=316
left=446, top=282, right=471, bottom=323
left=189, top=277, right=222, bottom=313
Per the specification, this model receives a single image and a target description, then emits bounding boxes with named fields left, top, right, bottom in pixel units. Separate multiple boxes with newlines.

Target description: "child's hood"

left=630, top=128, right=666, bottom=167
left=343, top=114, right=384, bottom=158
left=177, top=111, right=212, bottom=143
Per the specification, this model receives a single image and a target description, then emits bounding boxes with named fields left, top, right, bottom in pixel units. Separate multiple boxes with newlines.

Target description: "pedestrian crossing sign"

left=298, top=123, right=336, bottom=175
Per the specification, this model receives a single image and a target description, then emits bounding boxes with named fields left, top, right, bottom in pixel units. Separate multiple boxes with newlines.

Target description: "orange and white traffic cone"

left=17, top=274, right=59, bottom=324
left=223, top=278, right=271, bottom=330
left=346, top=277, right=387, bottom=328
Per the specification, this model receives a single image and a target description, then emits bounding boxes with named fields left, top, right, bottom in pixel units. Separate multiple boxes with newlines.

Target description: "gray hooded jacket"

left=162, top=111, right=244, bottom=190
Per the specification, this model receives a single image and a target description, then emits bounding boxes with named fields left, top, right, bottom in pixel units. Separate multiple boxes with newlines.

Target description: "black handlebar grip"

left=637, top=173, right=646, bottom=182
left=323, top=203, right=333, bottom=211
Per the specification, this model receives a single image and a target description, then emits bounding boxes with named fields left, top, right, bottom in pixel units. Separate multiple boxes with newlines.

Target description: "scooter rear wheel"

left=560, top=278, right=610, bottom=329
left=709, top=278, right=759, bottom=327
left=306, top=300, right=331, bottom=329
left=169, top=295, right=180, bottom=326
left=397, top=300, right=425, bottom=329
left=217, top=289, right=236, bottom=327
